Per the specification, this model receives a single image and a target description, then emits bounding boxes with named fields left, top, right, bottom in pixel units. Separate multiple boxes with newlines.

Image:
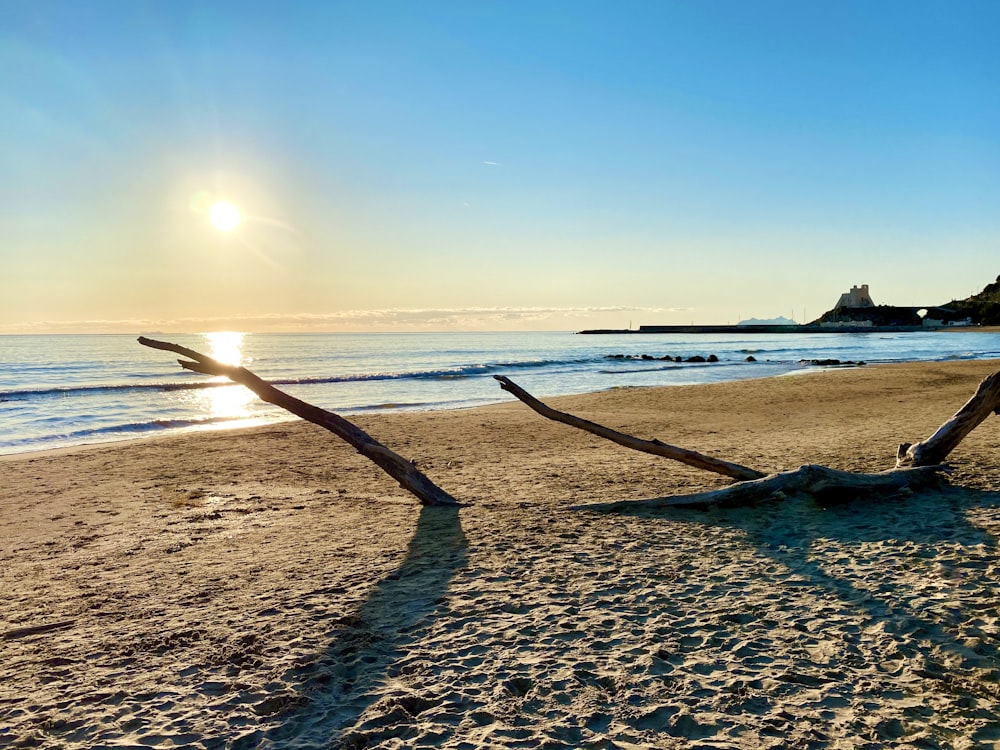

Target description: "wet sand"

left=2, top=359, right=1000, bottom=749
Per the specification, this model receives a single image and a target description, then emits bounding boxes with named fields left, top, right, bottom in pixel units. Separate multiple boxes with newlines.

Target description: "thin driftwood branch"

left=138, top=337, right=460, bottom=507
left=897, top=370, right=1000, bottom=468
left=493, top=375, right=764, bottom=481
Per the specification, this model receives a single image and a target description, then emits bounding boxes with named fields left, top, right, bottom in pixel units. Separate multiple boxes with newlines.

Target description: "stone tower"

left=835, top=284, right=875, bottom=309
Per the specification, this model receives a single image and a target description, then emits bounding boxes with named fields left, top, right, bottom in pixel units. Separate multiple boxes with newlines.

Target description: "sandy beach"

left=3, top=359, right=1000, bottom=749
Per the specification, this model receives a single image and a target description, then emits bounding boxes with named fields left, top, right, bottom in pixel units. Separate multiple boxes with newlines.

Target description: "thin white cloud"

left=0, top=306, right=690, bottom=334
left=482, top=160, right=500, bottom=166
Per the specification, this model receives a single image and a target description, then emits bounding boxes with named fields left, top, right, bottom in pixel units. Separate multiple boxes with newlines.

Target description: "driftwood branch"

left=138, top=337, right=460, bottom=507
left=493, top=375, right=764, bottom=482
left=897, top=370, right=1000, bottom=467
left=496, top=369, right=1000, bottom=511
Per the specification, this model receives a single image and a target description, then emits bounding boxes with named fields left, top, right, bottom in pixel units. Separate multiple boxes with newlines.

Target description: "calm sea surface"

left=2, top=330, right=999, bottom=455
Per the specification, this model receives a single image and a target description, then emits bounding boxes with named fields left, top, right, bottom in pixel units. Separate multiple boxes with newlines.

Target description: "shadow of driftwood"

left=612, top=484, right=1000, bottom=696
left=247, top=505, right=467, bottom=749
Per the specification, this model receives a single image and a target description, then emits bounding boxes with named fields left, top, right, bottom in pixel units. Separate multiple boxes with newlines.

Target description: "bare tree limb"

left=897, top=370, right=1000, bottom=468
left=138, top=337, right=461, bottom=507
left=493, top=375, right=764, bottom=482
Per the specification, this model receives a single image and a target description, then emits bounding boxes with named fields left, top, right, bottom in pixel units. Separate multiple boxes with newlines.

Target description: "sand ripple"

left=3, top=360, right=1000, bottom=748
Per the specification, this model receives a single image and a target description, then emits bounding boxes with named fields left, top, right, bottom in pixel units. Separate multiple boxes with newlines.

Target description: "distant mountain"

left=940, top=275, right=1000, bottom=325
left=737, top=316, right=797, bottom=326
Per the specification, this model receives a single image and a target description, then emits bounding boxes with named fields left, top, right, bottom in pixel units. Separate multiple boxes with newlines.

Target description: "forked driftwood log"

left=138, top=337, right=460, bottom=507
left=494, top=369, right=1000, bottom=511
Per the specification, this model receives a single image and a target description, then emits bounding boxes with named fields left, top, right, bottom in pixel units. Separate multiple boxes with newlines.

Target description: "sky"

left=1, top=0, right=998, bottom=333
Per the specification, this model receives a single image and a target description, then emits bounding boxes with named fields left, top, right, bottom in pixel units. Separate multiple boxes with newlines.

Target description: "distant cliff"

left=812, top=304, right=924, bottom=327
left=940, top=275, right=1000, bottom=326
left=811, top=276, right=1000, bottom=328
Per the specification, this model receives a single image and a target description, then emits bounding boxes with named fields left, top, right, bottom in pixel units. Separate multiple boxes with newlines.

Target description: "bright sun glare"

left=209, top=201, right=241, bottom=232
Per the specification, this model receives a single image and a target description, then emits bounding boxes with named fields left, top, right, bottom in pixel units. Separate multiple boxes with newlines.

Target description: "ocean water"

left=1, top=330, right=999, bottom=456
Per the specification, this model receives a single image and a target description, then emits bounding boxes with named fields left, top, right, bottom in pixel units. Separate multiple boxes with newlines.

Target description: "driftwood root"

left=573, top=464, right=948, bottom=512
left=897, top=370, right=1000, bottom=468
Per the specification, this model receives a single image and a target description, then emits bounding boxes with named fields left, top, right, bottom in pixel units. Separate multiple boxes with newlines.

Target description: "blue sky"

left=2, top=0, right=997, bottom=332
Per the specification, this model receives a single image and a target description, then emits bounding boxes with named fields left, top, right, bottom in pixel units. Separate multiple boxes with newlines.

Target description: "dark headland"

left=581, top=278, right=1000, bottom=334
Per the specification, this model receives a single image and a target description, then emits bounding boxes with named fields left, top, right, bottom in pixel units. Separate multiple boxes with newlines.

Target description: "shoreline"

left=0, top=363, right=811, bottom=460
left=5, top=329, right=1000, bottom=460
left=2, top=351, right=992, bottom=461
left=3, top=358, right=1000, bottom=748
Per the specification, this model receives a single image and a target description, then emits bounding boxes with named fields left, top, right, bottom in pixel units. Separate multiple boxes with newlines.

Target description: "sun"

left=209, top=201, right=241, bottom=232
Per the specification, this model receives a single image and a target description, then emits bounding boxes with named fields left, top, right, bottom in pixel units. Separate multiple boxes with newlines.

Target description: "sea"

left=2, top=330, right=1000, bottom=456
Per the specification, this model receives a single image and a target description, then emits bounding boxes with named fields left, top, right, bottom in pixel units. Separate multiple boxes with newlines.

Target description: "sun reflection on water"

left=199, top=331, right=256, bottom=421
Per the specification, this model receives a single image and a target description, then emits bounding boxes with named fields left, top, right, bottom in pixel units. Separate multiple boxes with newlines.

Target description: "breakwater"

left=580, top=325, right=927, bottom=334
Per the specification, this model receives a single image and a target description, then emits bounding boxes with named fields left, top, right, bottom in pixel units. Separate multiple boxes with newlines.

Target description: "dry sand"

left=2, top=359, right=1000, bottom=750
